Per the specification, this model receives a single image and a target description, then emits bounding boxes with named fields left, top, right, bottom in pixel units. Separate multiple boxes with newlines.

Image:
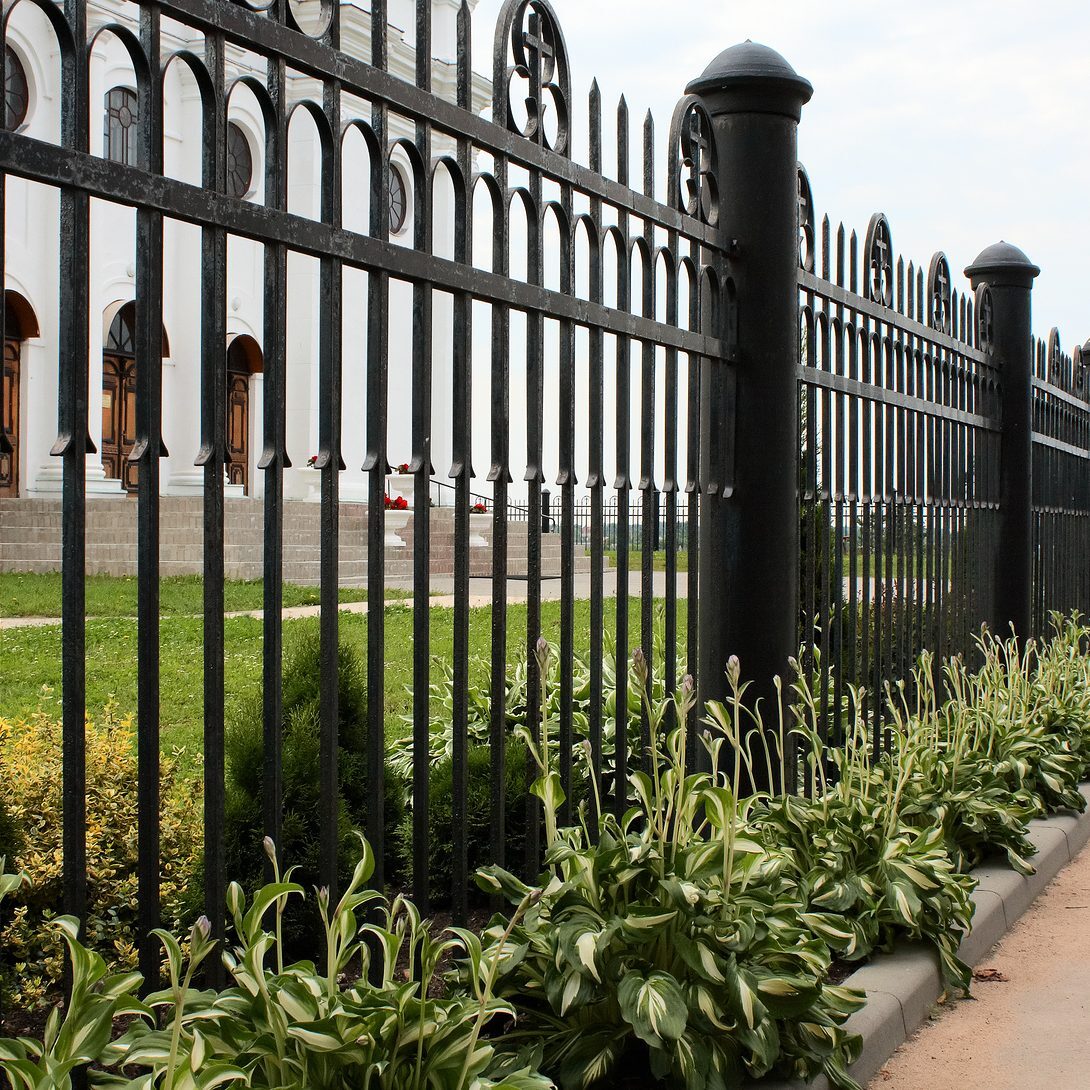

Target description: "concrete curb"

left=753, top=782, right=1090, bottom=1090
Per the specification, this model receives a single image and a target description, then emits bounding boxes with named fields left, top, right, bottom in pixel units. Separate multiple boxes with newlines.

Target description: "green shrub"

left=394, top=738, right=531, bottom=907
left=223, top=628, right=405, bottom=952
left=0, top=705, right=202, bottom=1009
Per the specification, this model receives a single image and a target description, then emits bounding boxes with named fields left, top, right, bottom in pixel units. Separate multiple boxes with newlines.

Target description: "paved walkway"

left=0, top=571, right=686, bottom=629
left=869, top=842, right=1090, bottom=1089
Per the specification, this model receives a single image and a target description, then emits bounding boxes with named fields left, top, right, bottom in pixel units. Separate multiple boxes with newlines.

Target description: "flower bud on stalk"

left=727, top=655, right=741, bottom=688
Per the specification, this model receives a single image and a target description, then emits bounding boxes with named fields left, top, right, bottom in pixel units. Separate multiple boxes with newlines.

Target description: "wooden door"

left=102, top=354, right=138, bottom=492
left=226, top=368, right=249, bottom=493
left=0, top=338, right=19, bottom=497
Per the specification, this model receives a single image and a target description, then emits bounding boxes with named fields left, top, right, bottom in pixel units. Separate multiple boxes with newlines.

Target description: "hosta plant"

left=888, top=626, right=1089, bottom=878
left=388, top=628, right=679, bottom=800
left=749, top=664, right=977, bottom=992
left=0, top=841, right=553, bottom=1090
left=475, top=646, right=865, bottom=1090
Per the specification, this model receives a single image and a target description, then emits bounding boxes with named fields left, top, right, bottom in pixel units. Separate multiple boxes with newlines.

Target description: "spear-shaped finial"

left=617, top=94, right=629, bottom=187
left=589, top=79, right=601, bottom=173
left=643, top=109, right=654, bottom=198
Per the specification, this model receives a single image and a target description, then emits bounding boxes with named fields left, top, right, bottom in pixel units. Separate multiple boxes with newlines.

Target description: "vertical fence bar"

left=59, top=0, right=90, bottom=957
left=260, top=42, right=288, bottom=881
left=364, top=0, right=390, bottom=888
left=639, top=112, right=656, bottom=759
left=586, top=80, right=606, bottom=820
left=318, top=62, right=343, bottom=899
left=488, top=24, right=511, bottom=869
left=612, top=95, right=631, bottom=819
left=135, top=1, right=163, bottom=987
left=198, top=29, right=227, bottom=971
left=410, top=0, right=434, bottom=913
left=689, top=44, right=811, bottom=786
left=449, top=0, right=473, bottom=922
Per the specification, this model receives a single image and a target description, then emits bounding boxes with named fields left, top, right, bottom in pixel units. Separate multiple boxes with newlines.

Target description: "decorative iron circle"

left=927, top=252, right=952, bottom=334
left=667, top=97, right=718, bottom=227
left=497, top=0, right=571, bottom=156
left=1048, top=327, right=1062, bottom=384
left=797, top=164, right=815, bottom=273
left=286, top=0, right=334, bottom=38
left=864, top=213, right=894, bottom=307
left=975, top=285, right=994, bottom=353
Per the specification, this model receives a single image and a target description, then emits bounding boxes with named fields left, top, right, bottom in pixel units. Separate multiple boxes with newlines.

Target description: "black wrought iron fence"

left=1, top=0, right=1087, bottom=1002
left=796, top=181, right=1003, bottom=753
left=1031, top=330, right=1090, bottom=632
left=0, top=0, right=719, bottom=981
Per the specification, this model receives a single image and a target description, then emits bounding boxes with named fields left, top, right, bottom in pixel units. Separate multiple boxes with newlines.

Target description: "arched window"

left=106, top=302, right=137, bottom=355
left=226, top=122, right=253, bottom=199
left=389, top=163, right=408, bottom=235
left=104, top=86, right=138, bottom=166
left=3, top=47, right=29, bottom=132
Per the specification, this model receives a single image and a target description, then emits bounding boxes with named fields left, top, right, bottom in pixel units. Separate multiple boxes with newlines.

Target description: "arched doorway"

left=1, top=291, right=40, bottom=498
left=101, top=303, right=171, bottom=492
left=226, top=335, right=263, bottom=494
left=101, top=303, right=138, bottom=491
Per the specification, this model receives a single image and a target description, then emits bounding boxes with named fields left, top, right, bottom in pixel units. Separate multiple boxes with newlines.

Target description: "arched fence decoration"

left=0, top=0, right=1086, bottom=997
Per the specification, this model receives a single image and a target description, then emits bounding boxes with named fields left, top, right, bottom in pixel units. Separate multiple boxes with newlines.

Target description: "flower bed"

left=3, top=616, right=1090, bottom=1089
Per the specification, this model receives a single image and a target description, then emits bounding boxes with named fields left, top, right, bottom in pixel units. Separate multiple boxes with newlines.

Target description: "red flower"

left=470, top=502, right=488, bottom=514
left=384, top=493, right=409, bottom=510
left=395, top=462, right=410, bottom=474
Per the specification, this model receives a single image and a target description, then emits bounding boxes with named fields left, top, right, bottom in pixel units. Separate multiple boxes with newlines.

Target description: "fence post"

left=687, top=43, right=811, bottom=773
left=965, top=242, right=1039, bottom=641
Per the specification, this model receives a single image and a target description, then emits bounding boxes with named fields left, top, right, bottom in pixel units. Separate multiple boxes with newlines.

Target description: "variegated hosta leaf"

left=617, top=970, right=689, bottom=1047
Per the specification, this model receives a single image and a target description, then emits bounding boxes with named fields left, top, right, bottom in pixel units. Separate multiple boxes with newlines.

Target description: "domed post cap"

left=685, top=41, right=813, bottom=120
left=964, top=241, right=1040, bottom=289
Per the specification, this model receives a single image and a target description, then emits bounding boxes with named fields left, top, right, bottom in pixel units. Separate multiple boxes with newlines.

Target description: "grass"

left=0, top=573, right=389, bottom=619
left=0, top=593, right=688, bottom=778
left=605, top=549, right=689, bottom=573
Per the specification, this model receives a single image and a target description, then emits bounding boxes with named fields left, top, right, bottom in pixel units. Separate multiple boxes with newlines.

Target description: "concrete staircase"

left=0, top=497, right=590, bottom=585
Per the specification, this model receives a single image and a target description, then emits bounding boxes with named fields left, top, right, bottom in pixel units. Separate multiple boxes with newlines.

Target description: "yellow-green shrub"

left=0, top=703, right=202, bottom=1009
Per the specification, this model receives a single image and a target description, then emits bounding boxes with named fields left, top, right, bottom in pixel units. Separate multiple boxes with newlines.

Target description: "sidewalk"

left=0, top=571, right=687, bottom=629
left=869, top=842, right=1090, bottom=1089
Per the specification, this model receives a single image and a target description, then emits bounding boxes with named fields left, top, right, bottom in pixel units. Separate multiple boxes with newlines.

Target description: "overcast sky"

left=469, top=0, right=1089, bottom=350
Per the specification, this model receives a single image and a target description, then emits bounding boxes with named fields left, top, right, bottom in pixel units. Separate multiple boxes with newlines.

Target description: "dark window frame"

left=3, top=46, right=29, bottom=132
left=104, top=85, right=138, bottom=166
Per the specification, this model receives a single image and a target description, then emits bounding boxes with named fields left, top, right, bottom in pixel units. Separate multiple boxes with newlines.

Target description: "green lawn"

left=0, top=592, right=686, bottom=777
left=605, top=549, right=689, bottom=573
left=0, top=573, right=386, bottom=619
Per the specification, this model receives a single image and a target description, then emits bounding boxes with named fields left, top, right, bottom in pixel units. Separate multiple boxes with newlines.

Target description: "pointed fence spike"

left=821, top=214, right=830, bottom=281
left=643, top=110, right=654, bottom=198
left=589, top=80, right=602, bottom=173
left=617, top=95, right=629, bottom=186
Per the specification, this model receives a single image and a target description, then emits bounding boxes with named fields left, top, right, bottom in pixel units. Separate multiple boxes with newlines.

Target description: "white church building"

left=0, top=0, right=489, bottom=505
